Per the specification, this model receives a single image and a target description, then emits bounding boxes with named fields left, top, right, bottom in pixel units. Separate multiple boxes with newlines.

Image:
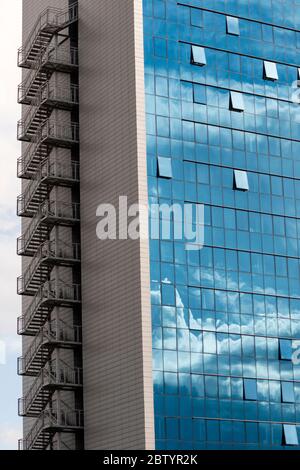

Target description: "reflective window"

left=191, top=8, right=202, bottom=28
left=244, top=379, right=258, bottom=401
left=144, top=0, right=300, bottom=451
left=191, top=45, right=207, bottom=66
left=230, top=91, right=245, bottom=112
left=263, top=61, right=278, bottom=81
left=234, top=170, right=249, bottom=191
left=226, top=16, right=240, bottom=36
left=158, top=157, right=172, bottom=178
left=281, top=382, right=295, bottom=403
left=194, top=84, right=206, bottom=104
left=283, top=425, right=299, bottom=446
left=279, top=339, right=292, bottom=360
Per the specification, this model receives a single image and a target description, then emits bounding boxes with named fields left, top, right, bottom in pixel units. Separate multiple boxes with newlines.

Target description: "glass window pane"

left=234, top=170, right=249, bottom=191
left=263, top=61, right=278, bottom=81
left=191, top=8, right=202, bottom=27
left=226, top=16, right=240, bottom=36
left=194, top=84, right=206, bottom=104
left=281, top=382, right=295, bottom=403
left=283, top=425, right=299, bottom=446
left=244, top=379, right=258, bottom=401
left=279, top=339, right=292, bottom=360
left=191, top=45, right=207, bottom=66
left=158, top=157, right=172, bottom=178
left=230, top=91, right=245, bottom=112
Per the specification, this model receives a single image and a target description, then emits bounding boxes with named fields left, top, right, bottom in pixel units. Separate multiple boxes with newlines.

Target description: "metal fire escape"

left=17, top=3, right=83, bottom=450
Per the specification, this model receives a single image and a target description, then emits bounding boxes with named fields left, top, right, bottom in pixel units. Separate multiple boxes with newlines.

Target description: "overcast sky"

left=0, top=1, right=22, bottom=450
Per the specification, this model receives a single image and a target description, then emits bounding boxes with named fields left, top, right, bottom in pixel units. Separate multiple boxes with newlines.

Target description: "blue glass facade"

left=143, top=0, right=300, bottom=449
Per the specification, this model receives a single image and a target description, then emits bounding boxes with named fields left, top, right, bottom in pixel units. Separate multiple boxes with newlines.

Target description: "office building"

left=17, top=0, right=300, bottom=450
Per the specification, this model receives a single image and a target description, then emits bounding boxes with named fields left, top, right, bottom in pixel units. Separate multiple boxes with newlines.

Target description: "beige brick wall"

left=79, top=0, right=154, bottom=450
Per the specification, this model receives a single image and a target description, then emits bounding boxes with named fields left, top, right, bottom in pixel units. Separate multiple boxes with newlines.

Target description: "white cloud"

left=0, top=425, right=20, bottom=450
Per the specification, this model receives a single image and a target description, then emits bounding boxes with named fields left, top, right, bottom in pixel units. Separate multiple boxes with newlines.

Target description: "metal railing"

left=18, top=359, right=82, bottom=417
left=17, top=239, right=81, bottom=295
left=18, top=318, right=82, bottom=376
left=17, top=280, right=81, bottom=336
left=17, top=133, right=48, bottom=178
left=17, top=106, right=48, bottom=142
left=17, top=159, right=80, bottom=216
left=41, top=119, right=79, bottom=145
left=17, top=83, right=79, bottom=141
left=18, top=44, right=79, bottom=104
left=17, top=203, right=48, bottom=255
left=17, top=200, right=80, bottom=256
left=41, top=82, right=79, bottom=107
left=17, top=121, right=45, bottom=144
left=18, top=69, right=48, bottom=105
left=18, top=3, right=78, bottom=68
left=17, top=0, right=82, bottom=453
left=44, top=200, right=80, bottom=221
left=19, top=400, right=83, bottom=450
left=17, top=119, right=79, bottom=179
left=41, top=45, right=78, bottom=71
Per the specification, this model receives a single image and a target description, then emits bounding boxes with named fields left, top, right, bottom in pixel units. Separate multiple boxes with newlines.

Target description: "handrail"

left=17, top=205, right=43, bottom=254
left=19, top=358, right=82, bottom=417
left=17, top=159, right=80, bottom=215
left=18, top=83, right=79, bottom=140
left=44, top=358, right=82, bottom=386
left=41, top=45, right=78, bottom=69
left=17, top=280, right=81, bottom=335
left=45, top=200, right=80, bottom=220
left=41, top=82, right=79, bottom=105
left=41, top=119, right=79, bottom=144
left=18, top=44, right=79, bottom=103
left=21, top=401, right=83, bottom=450
left=17, top=107, right=47, bottom=141
left=21, top=413, right=44, bottom=450
left=17, top=149, right=43, bottom=179
left=17, top=199, right=80, bottom=255
left=18, top=3, right=78, bottom=67
left=18, top=318, right=82, bottom=376
left=18, top=67, right=47, bottom=104
left=17, top=238, right=81, bottom=294
left=17, top=119, right=79, bottom=178
left=17, top=130, right=47, bottom=178
left=21, top=7, right=63, bottom=57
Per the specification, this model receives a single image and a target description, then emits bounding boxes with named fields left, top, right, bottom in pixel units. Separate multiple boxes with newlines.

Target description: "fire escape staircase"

left=17, top=120, right=79, bottom=180
left=17, top=280, right=81, bottom=337
left=17, top=239, right=81, bottom=296
left=18, top=3, right=78, bottom=69
left=18, top=400, right=83, bottom=450
left=17, top=1, right=83, bottom=450
left=17, top=159, right=80, bottom=217
left=40, top=119, right=79, bottom=148
left=17, top=82, right=79, bottom=142
left=17, top=200, right=80, bottom=257
left=18, top=319, right=82, bottom=377
left=18, top=44, right=79, bottom=106
left=18, top=359, right=83, bottom=418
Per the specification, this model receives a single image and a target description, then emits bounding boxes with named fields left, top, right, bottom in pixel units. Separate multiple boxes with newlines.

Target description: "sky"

left=0, top=1, right=23, bottom=450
